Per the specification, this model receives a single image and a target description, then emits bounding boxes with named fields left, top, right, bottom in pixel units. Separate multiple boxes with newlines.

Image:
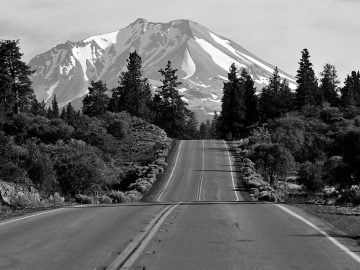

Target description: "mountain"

left=29, top=18, right=296, bottom=118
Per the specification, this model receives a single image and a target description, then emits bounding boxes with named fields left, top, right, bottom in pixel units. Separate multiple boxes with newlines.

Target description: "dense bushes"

left=0, top=110, right=171, bottom=203
left=246, top=104, right=360, bottom=195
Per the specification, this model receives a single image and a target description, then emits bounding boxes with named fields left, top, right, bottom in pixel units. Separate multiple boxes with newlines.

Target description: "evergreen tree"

left=241, top=69, right=258, bottom=126
left=109, top=51, right=151, bottom=120
left=82, top=80, right=110, bottom=117
left=30, top=99, right=47, bottom=116
left=211, top=111, right=220, bottom=138
left=278, top=79, right=295, bottom=113
left=320, top=64, right=339, bottom=106
left=50, top=95, right=59, bottom=118
left=295, top=49, right=320, bottom=108
left=341, top=71, right=360, bottom=108
left=220, top=64, right=246, bottom=138
left=155, top=61, right=192, bottom=138
left=60, top=107, right=67, bottom=120
left=259, top=68, right=294, bottom=121
left=0, top=40, right=35, bottom=115
left=65, top=102, right=77, bottom=124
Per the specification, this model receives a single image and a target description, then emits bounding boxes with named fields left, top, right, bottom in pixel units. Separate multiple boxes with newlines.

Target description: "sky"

left=1, top=0, right=359, bottom=82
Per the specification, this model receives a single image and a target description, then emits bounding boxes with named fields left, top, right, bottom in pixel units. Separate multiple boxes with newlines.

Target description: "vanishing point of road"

left=1, top=140, right=359, bottom=269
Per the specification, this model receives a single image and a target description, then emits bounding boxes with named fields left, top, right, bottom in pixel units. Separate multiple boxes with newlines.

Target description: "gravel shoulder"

left=292, top=203, right=360, bottom=242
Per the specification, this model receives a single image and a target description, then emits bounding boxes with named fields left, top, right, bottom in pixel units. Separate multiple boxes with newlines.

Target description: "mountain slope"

left=29, top=18, right=296, bottom=116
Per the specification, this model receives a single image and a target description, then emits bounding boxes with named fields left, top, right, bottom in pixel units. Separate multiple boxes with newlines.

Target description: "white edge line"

left=0, top=208, right=64, bottom=227
left=157, top=141, right=183, bottom=201
left=223, top=140, right=240, bottom=201
left=197, top=140, right=205, bottom=201
left=275, top=204, right=360, bottom=264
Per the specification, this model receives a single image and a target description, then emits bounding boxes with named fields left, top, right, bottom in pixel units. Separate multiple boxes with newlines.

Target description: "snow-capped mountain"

left=29, top=18, right=296, bottom=117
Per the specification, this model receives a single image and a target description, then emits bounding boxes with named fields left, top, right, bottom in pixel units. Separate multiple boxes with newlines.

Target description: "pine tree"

left=82, top=80, right=110, bottom=117
left=65, top=102, right=76, bottom=124
left=259, top=68, right=294, bottom=121
left=109, top=51, right=151, bottom=120
left=341, top=71, right=360, bottom=107
left=320, top=64, right=339, bottom=106
left=295, top=49, right=320, bottom=108
left=60, top=107, right=67, bottom=120
left=0, top=40, right=35, bottom=115
left=51, top=95, right=59, bottom=118
left=220, top=64, right=246, bottom=138
left=241, top=69, right=258, bottom=126
left=155, top=61, right=191, bottom=138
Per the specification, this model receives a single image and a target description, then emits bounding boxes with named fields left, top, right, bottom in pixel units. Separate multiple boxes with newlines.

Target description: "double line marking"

left=107, top=202, right=181, bottom=270
left=196, top=140, right=205, bottom=201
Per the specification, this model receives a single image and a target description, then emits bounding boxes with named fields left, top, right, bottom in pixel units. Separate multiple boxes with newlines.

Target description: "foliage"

left=0, top=40, right=34, bottom=115
left=220, top=64, right=246, bottom=138
left=153, top=61, right=196, bottom=138
left=82, top=80, right=110, bottom=117
left=109, top=51, right=151, bottom=120
left=295, top=49, right=321, bottom=108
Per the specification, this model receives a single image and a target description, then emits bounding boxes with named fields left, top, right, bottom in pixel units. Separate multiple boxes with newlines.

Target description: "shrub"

left=108, top=190, right=127, bottom=203
left=98, top=195, right=112, bottom=204
left=49, top=192, right=65, bottom=205
left=298, top=161, right=324, bottom=191
left=75, top=194, right=94, bottom=204
left=108, top=119, right=129, bottom=139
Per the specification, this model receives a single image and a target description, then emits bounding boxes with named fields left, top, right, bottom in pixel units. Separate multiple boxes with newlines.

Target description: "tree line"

left=0, top=39, right=196, bottom=200
left=215, top=48, right=360, bottom=196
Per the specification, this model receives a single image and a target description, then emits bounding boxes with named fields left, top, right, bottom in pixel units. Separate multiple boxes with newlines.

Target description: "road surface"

left=0, top=140, right=359, bottom=269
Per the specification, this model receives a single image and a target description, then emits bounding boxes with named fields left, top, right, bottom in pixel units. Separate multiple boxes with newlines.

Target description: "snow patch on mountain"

left=209, top=32, right=252, bottom=65
left=46, top=81, right=59, bottom=102
left=194, top=36, right=246, bottom=72
left=188, top=79, right=211, bottom=88
left=181, top=96, right=189, bottom=103
left=84, top=31, right=118, bottom=49
left=182, top=49, right=196, bottom=79
left=178, top=87, right=188, bottom=93
left=255, top=76, right=270, bottom=86
left=72, top=45, right=95, bottom=81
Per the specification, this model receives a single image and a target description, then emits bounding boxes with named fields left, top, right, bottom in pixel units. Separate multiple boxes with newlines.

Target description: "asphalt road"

left=0, top=140, right=359, bottom=269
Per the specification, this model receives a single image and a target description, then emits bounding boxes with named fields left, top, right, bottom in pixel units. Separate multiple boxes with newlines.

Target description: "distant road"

left=0, top=140, right=359, bottom=269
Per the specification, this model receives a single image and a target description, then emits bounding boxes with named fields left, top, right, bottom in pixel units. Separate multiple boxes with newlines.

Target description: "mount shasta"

left=29, top=18, right=296, bottom=117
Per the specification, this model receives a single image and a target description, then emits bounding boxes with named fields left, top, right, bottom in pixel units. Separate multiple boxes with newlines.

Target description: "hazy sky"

left=1, top=0, right=359, bottom=81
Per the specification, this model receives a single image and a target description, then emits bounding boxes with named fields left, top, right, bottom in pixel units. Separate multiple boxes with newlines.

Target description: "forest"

left=211, top=48, right=360, bottom=205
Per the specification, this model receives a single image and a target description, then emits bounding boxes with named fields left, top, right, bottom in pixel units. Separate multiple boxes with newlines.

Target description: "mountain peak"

left=131, top=18, right=148, bottom=25
left=29, top=19, right=296, bottom=120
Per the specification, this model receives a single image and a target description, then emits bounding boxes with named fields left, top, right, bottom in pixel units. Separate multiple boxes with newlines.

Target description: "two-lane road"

left=0, top=140, right=359, bottom=269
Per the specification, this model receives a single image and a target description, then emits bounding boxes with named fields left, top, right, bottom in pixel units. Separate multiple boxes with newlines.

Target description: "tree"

left=341, top=71, right=360, bottom=108
left=220, top=64, right=246, bottom=138
left=320, top=64, right=339, bottom=106
left=250, top=143, right=295, bottom=185
left=48, top=95, right=59, bottom=119
left=155, top=61, right=193, bottom=138
left=109, top=51, right=151, bottom=120
left=65, top=102, right=76, bottom=125
left=82, top=80, right=110, bottom=117
left=241, top=69, right=258, bottom=126
left=0, top=40, right=35, bottom=115
left=30, top=99, right=47, bottom=117
left=259, top=68, right=294, bottom=121
left=295, top=49, right=320, bottom=108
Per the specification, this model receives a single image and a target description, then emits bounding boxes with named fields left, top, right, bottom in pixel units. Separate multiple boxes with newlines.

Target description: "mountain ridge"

left=29, top=18, right=296, bottom=116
